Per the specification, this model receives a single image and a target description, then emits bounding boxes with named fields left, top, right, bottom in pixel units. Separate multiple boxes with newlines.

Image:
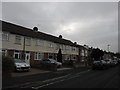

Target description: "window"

left=2, top=32, right=9, bottom=41
left=48, top=42, right=54, bottom=48
left=34, top=52, right=44, bottom=60
left=14, top=52, right=20, bottom=59
left=71, top=55, right=76, bottom=60
left=62, top=45, right=65, bottom=50
left=36, top=39, right=44, bottom=46
left=15, top=35, right=21, bottom=44
left=25, top=37, right=31, bottom=46
left=65, top=46, right=70, bottom=50
left=85, top=50, right=88, bottom=56
left=48, top=53, right=54, bottom=59
left=72, top=47, right=76, bottom=51
left=64, top=54, right=70, bottom=60
left=2, top=50, right=7, bottom=56
left=81, top=50, right=85, bottom=56
left=85, top=50, right=88, bottom=54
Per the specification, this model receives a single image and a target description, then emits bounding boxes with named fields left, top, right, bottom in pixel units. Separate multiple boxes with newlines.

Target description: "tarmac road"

left=2, top=66, right=90, bottom=89
left=2, top=65, right=120, bottom=89
left=32, top=65, right=120, bottom=89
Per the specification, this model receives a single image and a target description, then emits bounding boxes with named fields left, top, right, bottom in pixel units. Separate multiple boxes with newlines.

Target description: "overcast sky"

left=1, top=2, right=118, bottom=53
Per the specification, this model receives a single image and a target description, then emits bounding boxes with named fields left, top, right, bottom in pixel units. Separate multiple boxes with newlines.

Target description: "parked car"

left=14, top=59, right=30, bottom=71
left=103, top=59, right=114, bottom=67
left=112, top=60, right=118, bottom=66
left=41, top=59, right=62, bottom=68
left=92, top=60, right=108, bottom=70
left=117, top=58, right=120, bottom=64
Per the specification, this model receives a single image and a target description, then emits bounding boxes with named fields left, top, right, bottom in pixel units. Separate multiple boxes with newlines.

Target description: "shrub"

left=2, top=55, right=15, bottom=72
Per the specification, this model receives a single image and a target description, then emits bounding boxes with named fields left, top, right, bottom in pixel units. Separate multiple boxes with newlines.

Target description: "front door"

left=25, top=53, right=30, bottom=65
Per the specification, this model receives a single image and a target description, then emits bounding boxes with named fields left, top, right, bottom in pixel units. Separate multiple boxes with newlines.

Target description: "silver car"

left=41, top=59, right=62, bottom=68
left=14, top=59, right=30, bottom=71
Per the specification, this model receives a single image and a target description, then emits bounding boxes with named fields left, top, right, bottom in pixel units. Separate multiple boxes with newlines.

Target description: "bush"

left=2, top=55, right=15, bottom=72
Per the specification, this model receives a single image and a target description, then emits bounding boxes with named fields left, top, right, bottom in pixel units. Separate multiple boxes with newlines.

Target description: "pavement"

left=11, top=63, right=87, bottom=77
left=11, top=67, right=73, bottom=77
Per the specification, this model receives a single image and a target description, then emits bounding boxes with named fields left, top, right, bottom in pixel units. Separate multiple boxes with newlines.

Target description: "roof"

left=1, top=20, right=77, bottom=47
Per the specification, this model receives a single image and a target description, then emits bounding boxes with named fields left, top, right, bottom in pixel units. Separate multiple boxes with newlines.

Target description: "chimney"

left=74, top=42, right=77, bottom=45
left=33, top=27, right=38, bottom=31
left=59, top=35, right=62, bottom=39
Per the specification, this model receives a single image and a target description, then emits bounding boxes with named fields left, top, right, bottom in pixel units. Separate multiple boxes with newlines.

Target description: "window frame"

left=34, top=52, right=44, bottom=60
left=36, top=39, right=44, bottom=46
left=25, top=37, right=31, bottom=46
left=15, top=35, right=21, bottom=44
left=2, top=32, right=9, bottom=41
left=14, top=51, right=20, bottom=59
left=48, top=42, right=54, bottom=48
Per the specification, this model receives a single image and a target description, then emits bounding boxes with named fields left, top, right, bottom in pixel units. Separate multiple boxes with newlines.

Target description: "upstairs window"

left=65, top=46, right=70, bottom=50
left=25, top=37, right=31, bottom=46
left=81, top=50, right=85, bottom=56
left=72, top=47, right=76, bottom=51
left=36, top=39, right=44, bottom=46
left=2, top=32, right=9, bottom=41
left=48, top=42, right=54, bottom=48
left=15, top=35, right=21, bottom=44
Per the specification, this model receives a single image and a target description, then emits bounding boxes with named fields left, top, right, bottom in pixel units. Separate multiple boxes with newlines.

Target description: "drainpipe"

left=23, top=36, right=25, bottom=60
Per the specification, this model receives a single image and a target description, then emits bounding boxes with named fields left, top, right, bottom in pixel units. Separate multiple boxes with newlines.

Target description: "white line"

left=42, top=74, right=72, bottom=83
left=32, top=69, right=91, bottom=89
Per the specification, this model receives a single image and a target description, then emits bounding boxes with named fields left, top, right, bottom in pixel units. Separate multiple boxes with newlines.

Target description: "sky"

left=1, top=2, right=118, bottom=53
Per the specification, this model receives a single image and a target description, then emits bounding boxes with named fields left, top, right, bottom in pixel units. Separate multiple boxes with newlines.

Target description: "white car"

left=112, top=60, right=118, bottom=65
left=14, top=59, right=30, bottom=71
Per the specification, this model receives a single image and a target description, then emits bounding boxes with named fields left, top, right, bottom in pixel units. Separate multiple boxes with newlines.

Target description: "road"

left=32, top=65, right=120, bottom=89
left=2, top=66, right=90, bottom=89
left=2, top=65, right=120, bottom=89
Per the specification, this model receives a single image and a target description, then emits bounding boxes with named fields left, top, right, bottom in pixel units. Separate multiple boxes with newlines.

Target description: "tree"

left=90, top=48, right=104, bottom=60
left=57, top=49, right=62, bottom=63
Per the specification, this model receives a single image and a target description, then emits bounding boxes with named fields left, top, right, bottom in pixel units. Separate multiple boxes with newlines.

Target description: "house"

left=76, top=44, right=90, bottom=65
left=1, top=20, right=79, bottom=66
left=103, top=51, right=114, bottom=60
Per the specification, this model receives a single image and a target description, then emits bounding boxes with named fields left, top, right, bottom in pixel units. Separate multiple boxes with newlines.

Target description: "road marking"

left=32, top=69, right=91, bottom=89
left=42, top=74, right=72, bottom=83
left=21, top=73, right=72, bottom=88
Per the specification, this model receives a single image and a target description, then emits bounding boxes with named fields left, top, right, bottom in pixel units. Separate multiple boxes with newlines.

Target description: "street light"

left=107, top=44, right=110, bottom=52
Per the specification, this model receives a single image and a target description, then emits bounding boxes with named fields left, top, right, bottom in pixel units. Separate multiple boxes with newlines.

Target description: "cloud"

left=2, top=2, right=118, bottom=52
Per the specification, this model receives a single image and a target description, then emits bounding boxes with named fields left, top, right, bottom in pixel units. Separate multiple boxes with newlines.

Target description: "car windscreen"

left=104, top=60, right=110, bottom=62
left=93, top=61, right=100, bottom=63
left=49, top=59, right=56, bottom=62
left=14, top=59, right=25, bottom=63
left=42, top=59, right=50, bottom=61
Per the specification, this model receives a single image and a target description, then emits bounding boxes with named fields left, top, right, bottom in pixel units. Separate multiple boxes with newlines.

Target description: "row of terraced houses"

left=1, top=20, right=90, bottom=66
